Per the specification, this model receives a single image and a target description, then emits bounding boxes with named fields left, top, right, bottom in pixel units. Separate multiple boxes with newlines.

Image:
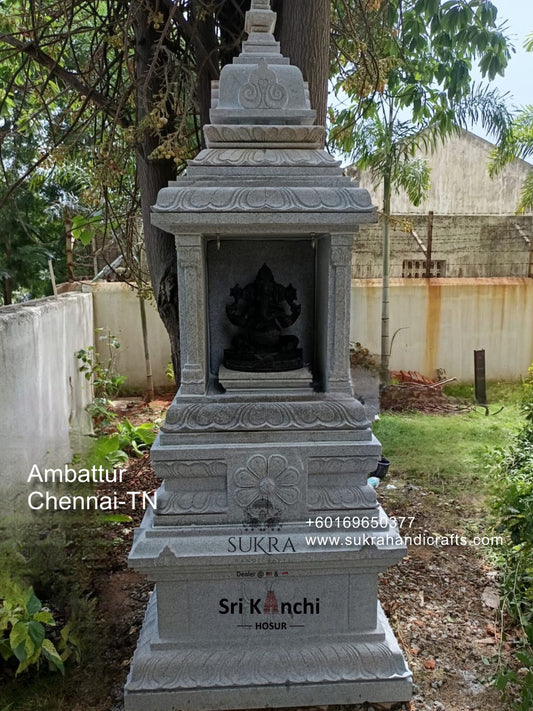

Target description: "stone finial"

left=245, top=0, right=276, bottom=35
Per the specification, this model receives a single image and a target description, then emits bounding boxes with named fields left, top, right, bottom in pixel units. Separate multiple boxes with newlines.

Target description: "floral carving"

left=238, top=60, right=288, bottom=110
left=189, top=148, right=340, bottom=168
left=162, top=400, right=369, bottom=432
left=234, top=454, right=300, bottom=510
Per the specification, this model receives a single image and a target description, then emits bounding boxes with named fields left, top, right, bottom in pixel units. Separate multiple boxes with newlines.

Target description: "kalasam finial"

left=246, top=0, right=276, bottom=35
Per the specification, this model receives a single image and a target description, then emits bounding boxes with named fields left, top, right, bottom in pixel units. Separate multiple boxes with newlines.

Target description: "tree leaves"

left=331, top=0, right=512, bottom=126
left=489, top=35, right=533, bottom=214
left=517, top=170, right=533, bottom=215
left=330, top=0, right=513, bottom=202
left=393, top=157, right=431, bottom=206
left=1, top=584, right=66, bottom=674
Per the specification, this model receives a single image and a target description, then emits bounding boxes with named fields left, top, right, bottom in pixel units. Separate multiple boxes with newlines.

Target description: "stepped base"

left=125, top=591, right=411, bottom=711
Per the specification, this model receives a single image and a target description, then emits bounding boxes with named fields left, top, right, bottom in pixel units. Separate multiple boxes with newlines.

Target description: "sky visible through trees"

left=472, top=0, right=533, bottom=139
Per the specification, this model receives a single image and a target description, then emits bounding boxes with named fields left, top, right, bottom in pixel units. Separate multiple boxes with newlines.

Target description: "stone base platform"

left=125, top=508, right=411, bottom=711
left=125, top=593, right=411, bottom=711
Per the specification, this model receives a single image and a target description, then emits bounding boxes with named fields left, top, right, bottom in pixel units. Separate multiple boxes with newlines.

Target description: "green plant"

left=75, top=330, right=125, bottom=399
left=495, top=642, right=533, bottom=711
left=88, top=434, right=129, bottom=468
left=165, top=360, right=176, bottom=385
left=489, top=372, right=533, bottom=709
left=115, top=419, right=158, bottom=456
left=85, top=397, right=116, bottom=429
left=86, top=420, right=158, bottom=468
left=75, top=330, right=126, bottom=430
left=0, top=585, right=64, bottom=675
left=521, top=364, right=533, bottom=424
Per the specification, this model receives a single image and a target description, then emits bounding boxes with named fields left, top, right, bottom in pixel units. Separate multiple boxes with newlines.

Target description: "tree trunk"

left=2, top=278, right=12, bottom=306
left=380, top=103, right=395, bottom=385
left=3, top=234, right=12, bottom=305
left=133, top=0, right=180, bottom=380
left=65, top=211, right=75, bottom=282
left=193, top=2, right=219, bottom=134
left=380, top=168, right=391, bottom=385
left=139, top=293, right=154, bottom=403
left=274, top=0, right=330, bottom=130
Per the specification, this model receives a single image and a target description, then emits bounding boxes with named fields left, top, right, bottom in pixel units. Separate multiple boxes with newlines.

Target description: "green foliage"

left=71, top=213, right=105, bottom=247
left=166, top=360, right=176, bottom=385
left=88, top=419, right=158, bottom=469
left=0, top=505, right=120, bottom=706
left=87, top=434, right=129, bottom=469
left=489, top=36, right=533, bottom=214
left=495, top=651, right=533, bottom=711
left=522, top=364, right=533, bottom=424
left=0, top=151, right=67, bottom=304
left=85, top=397, right=117, bottom=429
left=0, top=0, right=212, bottom=302
left=490, top=427, right=533, bottom=577
left=0, top=584, right=64, bottom=675
left=330, top=0, right=512, bottom=376
left=75, top=330, right=126, bottom=430
left=330, top=0, right=513, bottom=205
left=115, top=419, right=158, bottom=456
left=489, top=371, right=533, bottom=709
left=75, top=331, right=125, bottom=399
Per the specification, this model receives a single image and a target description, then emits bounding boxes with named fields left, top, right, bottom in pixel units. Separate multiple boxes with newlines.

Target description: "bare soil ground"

left=378, top=484, right=519, bottom=711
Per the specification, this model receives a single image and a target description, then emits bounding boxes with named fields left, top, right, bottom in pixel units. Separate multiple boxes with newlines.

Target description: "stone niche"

left=206, top=238, right=316, bottom=381
left=124, top=2, right=411, bottom=709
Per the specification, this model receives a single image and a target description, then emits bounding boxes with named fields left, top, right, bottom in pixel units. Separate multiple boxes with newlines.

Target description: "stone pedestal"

left=125, top=2, right=411, bottom=708
left=127, top=513, right=410, bottom=711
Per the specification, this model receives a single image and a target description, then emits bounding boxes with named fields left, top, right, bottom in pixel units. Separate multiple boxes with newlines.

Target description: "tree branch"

left=0, top=32, right=132, bottom=127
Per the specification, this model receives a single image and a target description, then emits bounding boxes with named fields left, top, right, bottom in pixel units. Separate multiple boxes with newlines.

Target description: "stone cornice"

left=153, top=186, right=374, bottom=214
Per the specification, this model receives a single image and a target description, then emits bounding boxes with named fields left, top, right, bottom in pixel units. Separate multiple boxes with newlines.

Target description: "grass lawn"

left=374, top=382, right=523, bottom=497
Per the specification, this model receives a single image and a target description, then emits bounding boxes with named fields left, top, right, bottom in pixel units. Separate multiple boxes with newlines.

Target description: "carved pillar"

left=328, top=233, right=354, bottom=392
left=175, top=235, right=207, bottom=395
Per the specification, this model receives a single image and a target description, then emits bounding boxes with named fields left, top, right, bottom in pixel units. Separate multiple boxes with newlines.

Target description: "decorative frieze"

left=162, top=399, right=369, bottom=433
left=203, top=124, right=325, bottom=148
left=189, top=148, right=340, bottom=168
left=154, top=186, right=374, bottom=214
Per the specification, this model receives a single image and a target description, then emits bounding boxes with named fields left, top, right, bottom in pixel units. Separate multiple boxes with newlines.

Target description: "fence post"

left=474, top=349, right=487, bottom=404
left=425, top=210, right=434, bottom=278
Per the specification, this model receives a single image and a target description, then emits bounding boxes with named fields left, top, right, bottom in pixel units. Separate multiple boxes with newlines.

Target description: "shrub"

left=490, top=370, right=533, bottom=708
left=0, top=584, right=64, bottom=675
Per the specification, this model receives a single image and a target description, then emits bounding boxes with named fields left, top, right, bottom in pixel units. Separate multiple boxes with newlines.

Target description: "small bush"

left=0, top=584, right=64, bottom=675
left=75, top=330, right=126, bottom=431
left=349, top=341, right=379, bottom=372
left=490, top=369, right=533, bottom=708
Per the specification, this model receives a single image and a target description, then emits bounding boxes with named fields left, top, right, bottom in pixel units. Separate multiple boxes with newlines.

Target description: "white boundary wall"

left=0, top=293, right=94, bottom=498
left=351, top=277, right=533, bottom=381
left=89, top=282, right=172, bottom=392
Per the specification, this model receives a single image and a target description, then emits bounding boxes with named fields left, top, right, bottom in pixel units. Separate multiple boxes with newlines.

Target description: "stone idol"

left=125, top=1, right=412, bottom=709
